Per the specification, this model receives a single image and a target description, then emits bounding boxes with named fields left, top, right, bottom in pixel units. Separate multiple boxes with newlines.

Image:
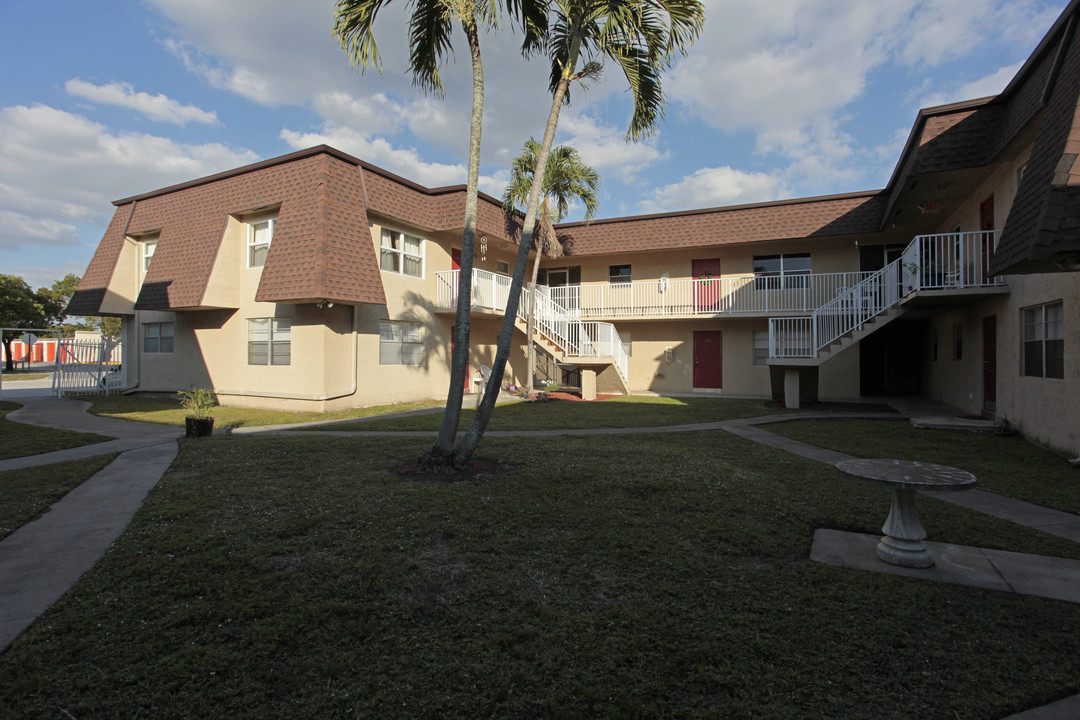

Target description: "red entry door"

left=693, top=331, right=723, bottom=388
left=983, top=316, right=996, bottom=413
left=452, top=248, right=462, bottom=271
left=980, top=195, right=995, bottom=280
left=693, top=258, right=721, bottom=311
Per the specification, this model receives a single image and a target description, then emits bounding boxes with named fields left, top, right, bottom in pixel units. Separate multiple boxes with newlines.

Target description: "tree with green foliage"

left=96, top=316, right=122, bottom=337
left=0, top=274, right=64, bottom=371
left=334, top=0, right=545, bottom=469
left=454, top=0, right=705, bottom=465
left=44, top=274, right=95, bottom=337
left=502, top=139, right=599, bottom=393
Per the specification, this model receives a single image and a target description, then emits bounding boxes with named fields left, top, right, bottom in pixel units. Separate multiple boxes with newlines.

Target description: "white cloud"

left=0, top=104, right=257, bottom=252
left=668, top=0, right=912, bottom=135
left=65, top=79, right=219, bottom=125
left=280, top=125, right=475, bottom=188
left=899, top=0, right=1061, bottom=69
left=148, top=0, right=575, bottom=167
left=5, top=261, right=90, bottom=292
left=640, top=166, right=789, bottom=214
left=312, top=92, right=409, bottom=136
left=920, top=62, right=1023, bottom=108
left=0, top=210, right=78, bottom=251
left=555, top=113, right=667, bottom=180
left=151, top=0, right=418, bottom=107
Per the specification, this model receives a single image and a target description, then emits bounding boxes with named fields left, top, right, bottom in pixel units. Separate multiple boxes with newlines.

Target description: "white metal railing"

left=433, top=272, right=631, bottom=384
left=53, top=337, right=124, bottom=396
left=436, top=268, right=513, bottom=312
left=771, top=230, right=1004, bottom=359
left=548, top=272, right=873, bottom=318
left=436, top=269, right=872, bottom=317
left=901, top=230, right=1003, bottom=292
left=769, top=317, right=815, bottom=359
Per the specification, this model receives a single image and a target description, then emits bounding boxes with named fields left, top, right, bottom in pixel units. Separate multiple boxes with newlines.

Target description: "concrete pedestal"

left=581, top=368, right=597, bottom=401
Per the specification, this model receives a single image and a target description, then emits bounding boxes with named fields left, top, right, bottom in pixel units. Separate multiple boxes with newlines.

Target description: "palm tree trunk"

left=428, top=16, right=482, bottom=464
left=453, top=75, right=572, bottom=465
left=525, top=201, right=549, bottom=394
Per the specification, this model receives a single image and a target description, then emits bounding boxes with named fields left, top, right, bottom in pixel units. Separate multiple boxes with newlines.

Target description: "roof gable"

left=993, top=4, right=1080, bottom=274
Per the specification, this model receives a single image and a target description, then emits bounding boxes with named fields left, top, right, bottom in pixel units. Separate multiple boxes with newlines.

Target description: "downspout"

left=214, top=304, right=360, bottom=403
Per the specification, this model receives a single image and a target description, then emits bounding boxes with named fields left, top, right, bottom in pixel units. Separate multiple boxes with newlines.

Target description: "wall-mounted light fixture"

left=665, top=347, right=674, bottom=364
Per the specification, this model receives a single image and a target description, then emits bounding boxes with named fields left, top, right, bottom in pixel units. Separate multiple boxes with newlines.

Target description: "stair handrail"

left=521, top=283, right=630, bottom=383
left=811, top=259, right=901, bottom=354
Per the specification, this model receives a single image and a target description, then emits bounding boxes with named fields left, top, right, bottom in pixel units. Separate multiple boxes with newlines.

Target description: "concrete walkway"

left=0, top=389, right=180, bottom=652
left=1, top=387, right=1078, bottom=717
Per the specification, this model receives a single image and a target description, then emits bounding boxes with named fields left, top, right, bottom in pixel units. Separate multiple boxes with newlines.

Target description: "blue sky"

left=0, top=0, right=1067, bottom=291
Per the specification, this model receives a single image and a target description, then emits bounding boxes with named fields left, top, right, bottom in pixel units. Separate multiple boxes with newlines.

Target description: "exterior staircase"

left=769, top=230, right=1004, bottom=365
left=517, top=284, right=630, bottom=393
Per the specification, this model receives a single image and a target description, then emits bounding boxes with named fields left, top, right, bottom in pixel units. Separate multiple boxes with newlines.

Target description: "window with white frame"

left=248, top=318, right=291, bottom=366
left=1022, top=301, right=1064, bottom=379
left=497, top=260, right=510, bottom=275
left=142, top=240, right=157, bottom=272
left=248, top=218, right=275, bottom=268
left=379, top=320, right=423, bottom=365
left=753, top=330, right=769, bottom=366
left=380, top=229, right=424, bottom=278
left=753, top=254, right=811, bottom=290
left=143, top=322, right=174, bottom=353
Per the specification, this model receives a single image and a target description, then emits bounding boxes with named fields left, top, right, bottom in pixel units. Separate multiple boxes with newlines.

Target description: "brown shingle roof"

left=555, top=192, right=885, bottom=256
left=66, top=204, right=133, bottom=316
left=67, top=146, right=517, bottom=314
left=992, top=0, right=1080, bottom=274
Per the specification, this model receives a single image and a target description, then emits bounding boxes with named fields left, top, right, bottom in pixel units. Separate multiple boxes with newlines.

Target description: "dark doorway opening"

left=859, top=319, right=924, bottom=395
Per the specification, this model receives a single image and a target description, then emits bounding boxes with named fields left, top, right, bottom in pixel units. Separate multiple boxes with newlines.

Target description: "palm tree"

left=454, top=0, right=705, bottom=465
left=502, top=139, right=599, bottom=394
left=334, top=0, right=545, bottom=467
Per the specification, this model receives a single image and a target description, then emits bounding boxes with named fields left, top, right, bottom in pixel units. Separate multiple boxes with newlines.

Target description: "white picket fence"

left=53, top=338, right=124, bottom=397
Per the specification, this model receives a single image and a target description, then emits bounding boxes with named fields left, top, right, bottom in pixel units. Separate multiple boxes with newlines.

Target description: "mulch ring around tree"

left=393, top=457, right=514, bottom=482
left=540, top=391, right=620, bottom=402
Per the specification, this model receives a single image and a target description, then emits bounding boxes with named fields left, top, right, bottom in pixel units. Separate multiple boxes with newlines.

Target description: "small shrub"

left=178, top=388, right=216, bottom=419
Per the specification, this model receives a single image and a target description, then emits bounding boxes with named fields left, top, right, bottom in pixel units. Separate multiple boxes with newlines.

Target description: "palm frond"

left=408, top=0, right=456, bottom=95
left=609, top=42, right=665, bottom=140
left=333, top=0, right=397, bottom=73
left=504, top=0, right=549, bottom=56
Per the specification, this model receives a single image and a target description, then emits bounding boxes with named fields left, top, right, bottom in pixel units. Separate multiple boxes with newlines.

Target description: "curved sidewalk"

left=0, top=392, right=179, bottom=652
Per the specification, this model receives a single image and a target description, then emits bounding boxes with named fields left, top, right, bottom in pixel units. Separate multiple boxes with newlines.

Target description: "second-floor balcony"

left=433, top=231, right=1007, bottom=322
left=435, top=268, right=876, bottom=319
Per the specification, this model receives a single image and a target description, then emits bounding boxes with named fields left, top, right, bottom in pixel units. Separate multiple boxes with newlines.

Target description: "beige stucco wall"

left=913, top=140, right=1080, bottom=456
left=937, top=144, right=1031, bottom=234
left=99, top=235, right=141, bottom=315
left=547, top=236, right=861, bottom=285
left=127, top=216, right=531, bottom=412
left=995, top=273, right=1079, bottom=457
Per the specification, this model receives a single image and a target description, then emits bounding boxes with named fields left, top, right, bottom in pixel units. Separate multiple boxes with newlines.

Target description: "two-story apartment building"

left=69, top=0, right=1080, bottom=457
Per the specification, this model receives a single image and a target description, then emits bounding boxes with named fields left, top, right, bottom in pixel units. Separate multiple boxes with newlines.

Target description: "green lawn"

left=0, top=454, right=118, bottom=540
left=0, top=371, right=51, bottom=381
left=2, top=431, right=1078, bottom=718
left=330, top=395, right=777, bottom=431
left=0, top=401, right=112, bottom=460
left=766, top=418, right=1080, bottom=514
left=79, top=394, right=445, bottom=428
